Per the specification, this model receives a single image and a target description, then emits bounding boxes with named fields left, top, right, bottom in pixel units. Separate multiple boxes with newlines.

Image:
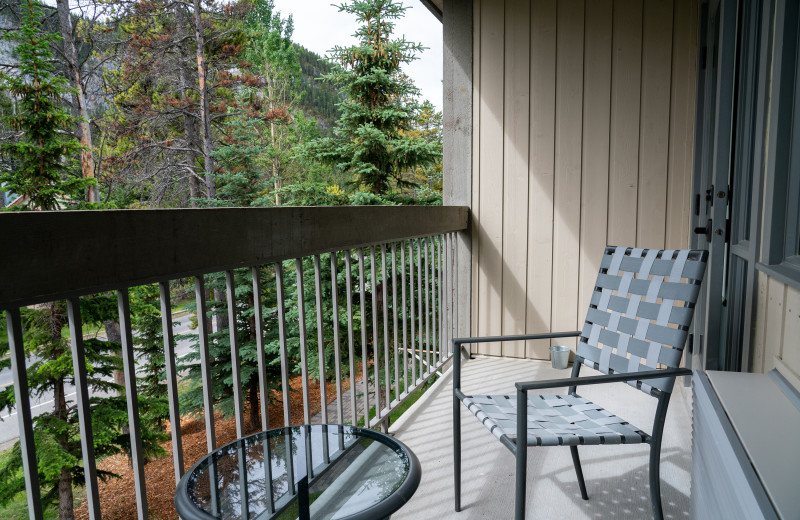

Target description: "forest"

left=0, top=0, right=444, bottom=518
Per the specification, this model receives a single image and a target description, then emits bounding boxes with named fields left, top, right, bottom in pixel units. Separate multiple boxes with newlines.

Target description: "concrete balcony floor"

left=389, top=355, right=693, bottom=520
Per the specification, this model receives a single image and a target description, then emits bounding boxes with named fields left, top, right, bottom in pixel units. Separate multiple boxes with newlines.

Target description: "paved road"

left=0, top=313, right=197, bottom=449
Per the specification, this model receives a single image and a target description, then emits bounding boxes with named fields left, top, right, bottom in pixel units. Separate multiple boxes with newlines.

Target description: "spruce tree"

left=0, top=0, right=93, bottom=211
left=303, top=0, right=441, bottom=195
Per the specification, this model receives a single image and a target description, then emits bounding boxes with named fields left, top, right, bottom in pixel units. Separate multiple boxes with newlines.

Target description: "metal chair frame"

left=452, top=247, right=707, bottom=520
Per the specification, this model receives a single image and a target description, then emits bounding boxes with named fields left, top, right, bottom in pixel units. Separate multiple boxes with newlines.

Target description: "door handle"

left=694, top=219, right=712, bottom=242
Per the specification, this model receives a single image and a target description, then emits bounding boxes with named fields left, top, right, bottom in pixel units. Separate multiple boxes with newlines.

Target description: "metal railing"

left=0, top=206, right=468, bottom=520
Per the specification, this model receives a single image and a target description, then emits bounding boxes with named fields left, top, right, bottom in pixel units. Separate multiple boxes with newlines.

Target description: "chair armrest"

left=452, top=331, right=581, bottom=393
left=514, top=368, right=692, bottom=392
left=453, top=331, right=581, bottom=346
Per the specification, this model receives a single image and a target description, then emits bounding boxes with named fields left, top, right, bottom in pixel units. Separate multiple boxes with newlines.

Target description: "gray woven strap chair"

left=453, top=246, right=708, bottom=520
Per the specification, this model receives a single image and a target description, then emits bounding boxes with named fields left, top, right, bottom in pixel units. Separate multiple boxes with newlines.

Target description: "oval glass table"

left=175, top=425, right=421, bottom=520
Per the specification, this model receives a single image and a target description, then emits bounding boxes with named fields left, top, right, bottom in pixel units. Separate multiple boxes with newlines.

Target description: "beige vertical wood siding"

left=470, top=0, right=698, bottom=358
left=752, top=273, right=800, bottom=383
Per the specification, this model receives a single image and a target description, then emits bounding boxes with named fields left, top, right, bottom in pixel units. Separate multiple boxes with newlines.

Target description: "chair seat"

left=462, top=393, right=650, bottom=447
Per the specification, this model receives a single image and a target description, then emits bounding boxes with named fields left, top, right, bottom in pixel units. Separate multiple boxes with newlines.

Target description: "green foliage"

left=180, top=269, right=281, bottom=427
left=302, top=0, right=441, bottom=195
left=130, top=285, right=170, bottom=426
left=0, top=302, right=164, bottom=513
left=0, top=0, right=94, bottom=210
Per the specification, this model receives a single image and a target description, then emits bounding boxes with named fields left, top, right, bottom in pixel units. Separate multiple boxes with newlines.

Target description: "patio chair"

left=453, top=246, right=707, bottom=520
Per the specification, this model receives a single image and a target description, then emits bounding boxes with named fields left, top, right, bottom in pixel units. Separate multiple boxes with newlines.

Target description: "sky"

left=271, top=0, right=444, bottom=111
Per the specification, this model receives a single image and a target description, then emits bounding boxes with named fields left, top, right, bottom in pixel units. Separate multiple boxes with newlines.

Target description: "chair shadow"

left=458, top=447, right=690, bottom=519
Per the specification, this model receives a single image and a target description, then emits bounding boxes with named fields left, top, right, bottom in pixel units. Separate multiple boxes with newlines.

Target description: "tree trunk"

left=248, top=292, right=260, bottom=431
left=104, top=319, right=125, bottom=394
left=248, top=383, right=259, bottom=432
left=192, top=0, right=215, bottom=199
left=213, top=288, right=228, bottom=332
left=176, top=4, right=202, bottom=206
left=50, top=303, right=75, bottom=520
left=55, top=0, right=96, bottom=204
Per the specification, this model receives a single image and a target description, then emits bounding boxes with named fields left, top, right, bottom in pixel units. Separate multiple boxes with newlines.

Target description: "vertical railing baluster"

left=401, top=242, right=408, bottom=392
left=5, top=308, right=43, bottom=520
left=194, top=276, right=216, bottom=451
left=444, top=234, right=451, bottom=358
left=238, top=443, right=249, bottom=520
left=225, top=270, right=246, bottom=438
left=424, top=237, right=431, bottom=374
left=417, top=238, right=424, bottom=382
left=330, top=253, right=344, bottom=425
left=158, top=283, right=184, bottom=483
left=438, top=235, right=443, bottom=366
left=454, top=234, right=459, bottom=355
left=251, top=267, right=269, bottom=432
left=432, top=236, right=438, bottom=367
left=369, top=247, right=381, bottom=422
left=381, top=244, right=391, bottom=413
left=430, top=236, right=438, bottom=368
left=66, top=299, right=101, bottom=520
left=391, top=242, right=399, bottom=401
left=345, top=252, right=358, bottom=425
left=313, top=255, right=328, bottom=424
left=117, top=289, right=149, bottom=520
left=295, top=258, right=311, bottom=425
left=275, top=262, right=291, bottom=427
left=263, top=435, right=274, bottom=514
left=358, top=248, right=370, bottom=426
left=409, top=240, right=417, bottom=386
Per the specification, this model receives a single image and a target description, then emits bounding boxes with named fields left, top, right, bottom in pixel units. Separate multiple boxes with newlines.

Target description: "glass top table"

left=175, top=424, right=421, bottom=520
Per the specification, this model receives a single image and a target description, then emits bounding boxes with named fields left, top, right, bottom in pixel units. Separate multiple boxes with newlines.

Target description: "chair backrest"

left=577, top=246, right=708, bottom=396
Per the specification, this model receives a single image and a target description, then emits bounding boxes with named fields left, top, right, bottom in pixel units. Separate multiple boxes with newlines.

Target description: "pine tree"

left=303, top=0, right=441, bottom=195
left=0, top=299, right=165, bottom=520
left=0, top=0, right=94, bottom=210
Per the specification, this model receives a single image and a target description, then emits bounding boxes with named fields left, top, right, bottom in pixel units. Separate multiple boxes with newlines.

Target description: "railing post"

left=274, top=262, right=291, bottom=427
left=313, top=255, right=328, bottom=424
left=67, top=298, right=102, bottom=520
left=5, top=308, right=44, bottom=520
left=251, top=268, right=270, bottom=432
left=295, top=259, right=311, bottom=425
left=117, top=289, right=149, bottom=520
left=330, top=253, right=344, bottom=425
left=225, top=270, right=246, bottom=438
left=194, top=276, right=216, bottom=451
left=158, top=283, right=185, bottom=482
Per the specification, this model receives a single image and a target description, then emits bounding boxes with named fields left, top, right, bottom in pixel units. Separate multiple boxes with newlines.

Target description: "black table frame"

left=174, top=424, right=421, bottom=520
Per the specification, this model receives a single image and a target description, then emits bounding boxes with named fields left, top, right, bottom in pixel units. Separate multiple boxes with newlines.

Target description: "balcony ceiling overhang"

left=420, top=0, right=442, bottom=22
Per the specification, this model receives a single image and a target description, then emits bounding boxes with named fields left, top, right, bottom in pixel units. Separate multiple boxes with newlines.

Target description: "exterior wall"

left=752, top=272, right=800, bottom=384
left=470, top=0, right=698, bottom=358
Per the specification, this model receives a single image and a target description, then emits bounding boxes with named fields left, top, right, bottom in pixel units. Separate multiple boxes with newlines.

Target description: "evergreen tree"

left=0, top=0, right=94, bottom=210
left=303, top=0, right=441, bottom=195
left=0, top=300, right=164, bottom=520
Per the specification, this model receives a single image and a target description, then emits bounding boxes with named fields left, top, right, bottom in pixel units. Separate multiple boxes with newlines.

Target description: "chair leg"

left=570, top=446, right=589, bottom=500
left=454, top=395, right=461, bottom=512
left=515, top=438, right=527, bottom=520
left=649, top=441, right=663, bottom=520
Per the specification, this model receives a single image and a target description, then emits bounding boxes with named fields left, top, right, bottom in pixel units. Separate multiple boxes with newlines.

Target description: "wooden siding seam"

left=664, top=1, right=678, bottom=247
left=576, top=1, right=587, bottom=334
left=635, top=2, right=645, bottom=245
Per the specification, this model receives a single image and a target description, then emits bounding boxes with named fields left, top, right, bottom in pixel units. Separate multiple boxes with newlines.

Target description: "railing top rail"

left=1, top=205, right=468, bottom=308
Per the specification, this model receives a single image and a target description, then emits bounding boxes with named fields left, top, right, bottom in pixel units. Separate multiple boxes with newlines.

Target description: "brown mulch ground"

left=74, top=375, right=346, bottom=520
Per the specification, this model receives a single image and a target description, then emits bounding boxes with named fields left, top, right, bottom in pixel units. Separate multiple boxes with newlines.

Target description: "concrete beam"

left=0, top=206, right=468, bottom=308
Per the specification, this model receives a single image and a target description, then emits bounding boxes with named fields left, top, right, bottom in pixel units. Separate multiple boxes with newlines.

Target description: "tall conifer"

left=304, top=0, right=441, bottom=195
left=0, top=0, right=93, bottom=210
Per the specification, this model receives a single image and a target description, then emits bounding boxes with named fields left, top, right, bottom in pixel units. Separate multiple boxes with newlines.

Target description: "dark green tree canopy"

left=0, top=0, right=93, bottom=210
left=304, top=0, right=441, bottom=195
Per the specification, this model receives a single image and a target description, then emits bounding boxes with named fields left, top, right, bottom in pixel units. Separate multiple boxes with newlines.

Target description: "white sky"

left=271, top=0, right=443, bottom=111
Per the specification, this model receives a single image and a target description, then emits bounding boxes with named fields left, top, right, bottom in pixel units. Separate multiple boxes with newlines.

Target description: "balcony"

left=0, top=205, right=691, bottom=520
